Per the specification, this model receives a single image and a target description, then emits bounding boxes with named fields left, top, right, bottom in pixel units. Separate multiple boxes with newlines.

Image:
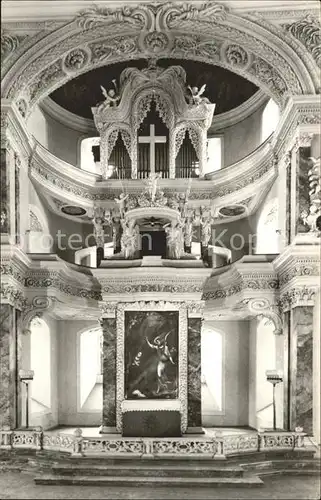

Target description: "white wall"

left=27, top=105, right=91, bottom=167
left=222, top=104, right=265, bottom=167
left=254, top=179, right=280, bottom=254
left=248, top=318, right=276, bottom=430
left=21, top=314, right=59, bottom=430
left=202, top=320, right=250, bottom=427
left=58, top=320, right=102, bottom=426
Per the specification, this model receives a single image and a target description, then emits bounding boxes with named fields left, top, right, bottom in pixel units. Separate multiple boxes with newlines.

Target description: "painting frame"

left=116, top=301, right=188, bottom=433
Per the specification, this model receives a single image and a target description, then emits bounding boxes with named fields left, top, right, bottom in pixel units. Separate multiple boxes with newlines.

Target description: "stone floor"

left=0, top=471, right=319, bottom=499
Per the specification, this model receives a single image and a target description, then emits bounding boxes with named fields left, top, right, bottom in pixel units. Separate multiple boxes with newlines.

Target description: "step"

left=257, top=469, right=320, bottom=477
left=35, top=474, right=264, bottom=487
left=52, top=463, right=244, bottom=478
left=242, top=459, right=321, bottom=472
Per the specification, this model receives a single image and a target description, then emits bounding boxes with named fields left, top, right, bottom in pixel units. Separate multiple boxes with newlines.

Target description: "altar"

left=122, top=401, right=181, bottom=437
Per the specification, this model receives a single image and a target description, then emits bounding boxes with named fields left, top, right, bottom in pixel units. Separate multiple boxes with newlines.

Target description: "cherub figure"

left=187, top=84, right=208, bottom=105
left=99, top=79, right=120, bottom=109
left=147, top=172, right=162, bottom=202
left=114, top=192, right=129, bottom=218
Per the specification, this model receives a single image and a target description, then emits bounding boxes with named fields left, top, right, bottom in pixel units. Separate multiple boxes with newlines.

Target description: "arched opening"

left=29, top=317, right=51, bottom=417
left=201, top=328, right=223, bottom=426
left=79, top=326, right=103, bottom=411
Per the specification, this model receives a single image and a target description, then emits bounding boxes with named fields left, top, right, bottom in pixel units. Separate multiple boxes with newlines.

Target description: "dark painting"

left=125, top=311, right=179, bottom=399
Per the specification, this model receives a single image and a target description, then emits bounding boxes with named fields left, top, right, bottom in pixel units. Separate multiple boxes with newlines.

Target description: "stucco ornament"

left=64, top=48, right=89, bottom=72
left=247, top=298, right=283, bottom=335
left=224, top=44, right=249, bottom=69
left=283, top=15, right=321, bottom=67
left=3, top=0, right=313, bottom=113
left=1, top=30, right=21, bottom=59
left=144, top=31, right=169, bottom=53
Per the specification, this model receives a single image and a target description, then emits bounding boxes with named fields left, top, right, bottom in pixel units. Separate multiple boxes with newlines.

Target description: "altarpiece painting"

left=125, top=311, right=179, bottom=399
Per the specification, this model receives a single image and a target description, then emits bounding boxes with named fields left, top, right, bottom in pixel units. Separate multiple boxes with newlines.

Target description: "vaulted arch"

left=1, top=3, right=318, bottom=121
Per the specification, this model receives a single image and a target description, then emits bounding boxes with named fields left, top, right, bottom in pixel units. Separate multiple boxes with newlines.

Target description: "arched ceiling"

left=1, top=2, right=319, bottom=120
left=50, top=59, right=259, bottom=119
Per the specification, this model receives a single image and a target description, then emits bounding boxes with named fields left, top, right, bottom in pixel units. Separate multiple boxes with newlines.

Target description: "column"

left=101, top=315, right=117, bottom=433
left=186, top=315, right=203, bottom=433
left=290, top=306, right=313, bottom=434
left=0, top=305, right=19, bottom=429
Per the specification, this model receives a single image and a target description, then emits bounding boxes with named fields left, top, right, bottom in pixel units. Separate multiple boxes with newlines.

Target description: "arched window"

left=80, top=137, right=101, bottom=174
left=79, top=327, right=103, bottom=411
left=201, top=328, right=223, bottom=422
left=261, top=99, right=280, bottom=142
left=256, top=198, right=279, bottom=254
left=30, top=317, right=51, bottom=411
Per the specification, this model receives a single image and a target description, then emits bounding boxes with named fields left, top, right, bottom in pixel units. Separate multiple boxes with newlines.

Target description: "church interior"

left=1, top=0, right=320, bottom=496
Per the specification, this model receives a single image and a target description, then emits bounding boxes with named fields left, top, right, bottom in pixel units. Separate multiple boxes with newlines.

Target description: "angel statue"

left=99, top=79, right=120, bottom=109
left=187, top=84, right=209, bottom=106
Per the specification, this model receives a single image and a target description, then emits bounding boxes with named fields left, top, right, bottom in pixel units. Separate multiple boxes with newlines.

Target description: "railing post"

left=72, top=428, right=84, bottom=456
left=0, top=426, right=13, bottom=449
left=34, top=426, right=43, bottom=450
left=141, top=438, right=154, bottom=458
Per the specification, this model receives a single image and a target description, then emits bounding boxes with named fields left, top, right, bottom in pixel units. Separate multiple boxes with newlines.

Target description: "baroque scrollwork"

left=1, top=30, right=21, bottom=59
left=247, top=298, right=283, bottom=335
left=283, top=15, right=321, bottom=67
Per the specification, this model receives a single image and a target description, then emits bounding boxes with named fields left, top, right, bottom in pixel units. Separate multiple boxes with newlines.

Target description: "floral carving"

left=16, top=98, right=27, bottom=118
left=29, top=60, right=64, bottom=102
left=172, top=35, right=219, bottom=60
left=224, top=44, right=249, bottom=68
left=1, top=30, right=21, bottom=59
left=249, top=58, right=287, bottom=98
left=64, top=48, right=89, bottom=71
left=25, top=274, right=102, bottom=301
left=0, top=285, right=27, bottom=310
left=144, top=31, right=169, bottom=53
left=76, top=4, right=148, bottom=30
left=279, top=287, right=317, bottom=312
left=164, top=2, right=227, bottom=29
left=283, top=15, right=321, bottom=67
left=90, top=37, right=138, bottom=63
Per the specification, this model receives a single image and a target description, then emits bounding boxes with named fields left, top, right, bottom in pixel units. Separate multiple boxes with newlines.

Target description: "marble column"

left=0, top=148, right=10, bottom=234
left=295, top=143, right=312, bottom=235
left=14, top=153, right=21, bottom=244
left=0, top=304, right=18, bottom=429
left=101, top=317, right=117, bottom=433
left=187, top=317, right=203, bottom=433
left=290, top=306, right=313, bottom=434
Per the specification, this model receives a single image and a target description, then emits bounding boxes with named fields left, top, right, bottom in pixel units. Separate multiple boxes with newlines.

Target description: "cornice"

left=40, top=97, right=97, bottom=135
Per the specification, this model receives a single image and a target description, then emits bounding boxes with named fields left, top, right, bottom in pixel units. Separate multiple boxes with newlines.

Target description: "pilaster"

left=100, top=304, right=117, bottom=433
